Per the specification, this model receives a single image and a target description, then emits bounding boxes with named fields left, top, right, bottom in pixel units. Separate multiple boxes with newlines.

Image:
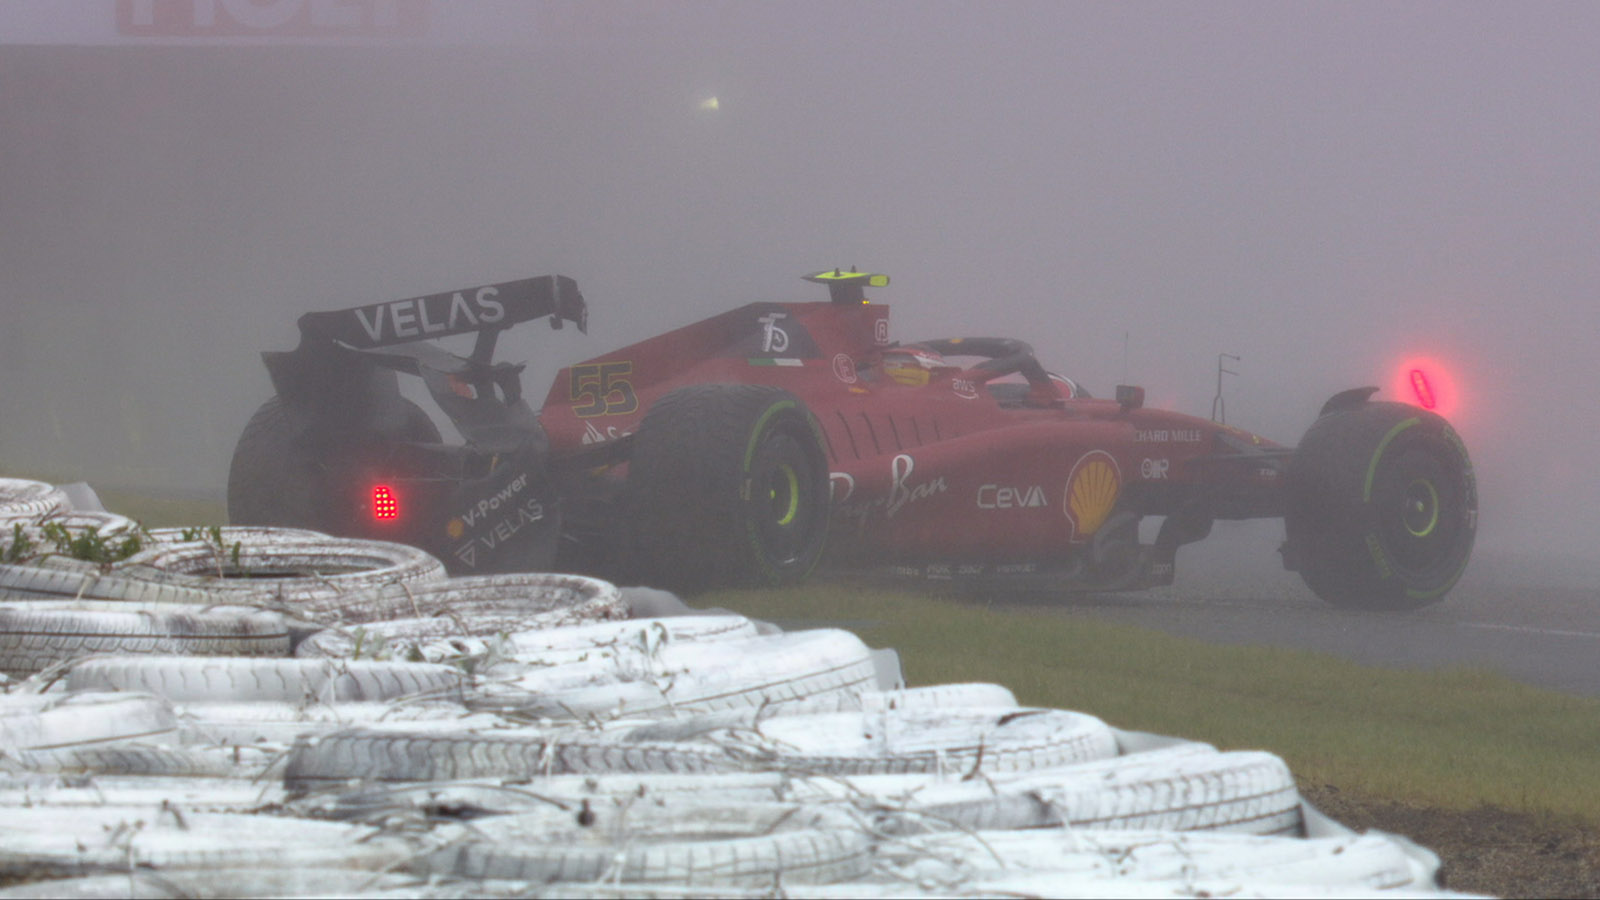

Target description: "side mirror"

left=1115, top=384, right=1145, bottom=411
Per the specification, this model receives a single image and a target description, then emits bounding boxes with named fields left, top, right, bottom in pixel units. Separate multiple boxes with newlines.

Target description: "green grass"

left=2, top=467, right=227, bottom=529
left=86, top=488, right=227, bottom=529
left=703, top=584, right=1600, bottom=825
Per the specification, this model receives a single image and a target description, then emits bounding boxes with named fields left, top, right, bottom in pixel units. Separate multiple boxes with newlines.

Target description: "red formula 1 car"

left=229, top=270, right=1476, bottom=610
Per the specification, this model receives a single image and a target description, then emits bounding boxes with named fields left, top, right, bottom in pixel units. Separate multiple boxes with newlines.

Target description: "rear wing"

left=262, top=276, right=586, bottom=414
left=295, top=275, right=586, bottom=349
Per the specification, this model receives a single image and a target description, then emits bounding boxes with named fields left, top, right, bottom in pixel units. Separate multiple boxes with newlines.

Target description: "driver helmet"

left=881, top=345, right=947, bottom=386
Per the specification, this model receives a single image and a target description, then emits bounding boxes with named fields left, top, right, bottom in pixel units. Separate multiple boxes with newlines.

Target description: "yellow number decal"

left=570, top=362, right=638, bottom=417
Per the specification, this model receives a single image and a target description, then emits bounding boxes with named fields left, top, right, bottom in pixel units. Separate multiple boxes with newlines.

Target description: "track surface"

left=986, top=523, right=1600, bottom=698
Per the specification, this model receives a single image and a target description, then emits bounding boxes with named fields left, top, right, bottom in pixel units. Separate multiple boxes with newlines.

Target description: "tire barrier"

left=65, top=656, right=465, bottom=704
left=0, top=480, right=1453, bottom=897
left=0, top=479, right=70, bottom=521
left=295, top=571, right=627, bottom=628
left=120, top=533, right=448, bottom=607
left=423, top=802, right=873, bottom=887
left=0, top=603, right=289, bottom=679
left=467, top=628, right=879, bottom=721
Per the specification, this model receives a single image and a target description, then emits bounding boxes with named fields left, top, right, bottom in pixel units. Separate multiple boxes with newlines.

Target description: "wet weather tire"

left=227, top=397, right=331, bottom=532
left=625, top=385, right=830, bottom=591
left=227, top=396, right=440, bottom=533
left=1286, top=400, right=1476, bottom=610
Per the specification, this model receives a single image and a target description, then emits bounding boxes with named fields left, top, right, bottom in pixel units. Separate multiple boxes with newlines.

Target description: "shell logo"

left=446, top=518, right=466, bottom=540
left=1065, top=450, right=1121, bottom=542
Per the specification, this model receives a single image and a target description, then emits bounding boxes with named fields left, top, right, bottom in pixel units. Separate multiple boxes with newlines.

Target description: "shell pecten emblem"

left=1065, top=450, right=1121, bottom=541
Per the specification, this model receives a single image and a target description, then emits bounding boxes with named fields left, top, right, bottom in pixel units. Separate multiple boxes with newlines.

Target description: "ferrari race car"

left=228, top=271, right=1477, bottom=610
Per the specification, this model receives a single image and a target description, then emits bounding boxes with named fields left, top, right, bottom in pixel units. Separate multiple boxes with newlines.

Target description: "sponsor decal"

left=446, top=473, right=545, bottom=568
left=580, top=421, right=632, bottom=446
left=1064, top=450, right=1121, bottom=542
left=977, top=484, right=1047, bottom=509
left=1140, top=458, right=1169, bottom=480
left=829, top=472, right=855, bottom=503
left=747, top=358, right=803, bottom=367
left=449, top=473, right=528, bottom=532
left=832, top=354, right=858, bottom=384
left=452, top=496, right=545, bottom=568
left=886, top=453, right=948, bottom=518
left=569, top=361, right=637, bottom=418
left=117, top=0, right=428, bottom=40
left=757, top=312, right=790, bottom=354
left=352, top=285, right=504, bottom=344
left=951, top=377, right=979, bottom=400
left=874, top=318, right=890, bottom=345
left=833, top=454, right=946, bottom=522
left=1134, top=428, right=1202, bottom=443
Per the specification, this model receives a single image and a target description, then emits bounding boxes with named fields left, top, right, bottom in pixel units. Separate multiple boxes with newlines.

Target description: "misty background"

left=2, top=1, right=1597, bottom=565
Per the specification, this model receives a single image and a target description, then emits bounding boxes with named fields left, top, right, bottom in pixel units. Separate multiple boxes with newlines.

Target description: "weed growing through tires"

left=0, top=520, right=143, bottom=566
left=177, top=525, right=243, bottom=574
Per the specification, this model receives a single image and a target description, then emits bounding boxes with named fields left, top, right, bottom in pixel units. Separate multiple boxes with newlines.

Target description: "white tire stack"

left=0, top=478, right=1456, bottom=898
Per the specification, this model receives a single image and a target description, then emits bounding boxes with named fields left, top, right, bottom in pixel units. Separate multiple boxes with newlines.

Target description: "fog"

left=3, top=1, right=1597, bottom=562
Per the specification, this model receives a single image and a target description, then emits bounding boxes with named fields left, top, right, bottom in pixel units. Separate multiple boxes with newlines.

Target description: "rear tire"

left=1285, top=400, right=1476, bottom=610
left=227, top=396, right=440, bottom=531
left=624, top=385, right=830, bottom=592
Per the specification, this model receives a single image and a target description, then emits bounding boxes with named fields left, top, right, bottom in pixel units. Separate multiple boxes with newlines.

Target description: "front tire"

left=624, top=385, right=830, bottom=592
left=1285, top=400, right=1476, bottom=610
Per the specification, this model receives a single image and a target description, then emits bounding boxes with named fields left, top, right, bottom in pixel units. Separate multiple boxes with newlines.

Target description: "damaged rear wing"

left=295, top=275, right=586, bottom=349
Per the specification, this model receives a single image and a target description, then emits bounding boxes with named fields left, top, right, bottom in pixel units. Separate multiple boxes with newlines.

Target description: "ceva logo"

left=977, top=484, right=1047, bottom=509
left=117, top=0, right=427, bottom=39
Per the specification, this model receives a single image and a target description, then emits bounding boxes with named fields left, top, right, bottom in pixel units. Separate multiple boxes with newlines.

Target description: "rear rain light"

left=1393, top=356, right=1458, bottom=418
left=372, top=485, right=399, bottom=520
left=1409, top=369, right=1437, bottom=410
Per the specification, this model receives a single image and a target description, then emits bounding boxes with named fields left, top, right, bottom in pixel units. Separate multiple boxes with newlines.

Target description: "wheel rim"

left=747, top=427, right=825, bottom=571
left=1378, top=447, right=1460, bottom=575
left=1402, top=478, right=1440, bottom=538
left=769, top=463, right=801, bottom=526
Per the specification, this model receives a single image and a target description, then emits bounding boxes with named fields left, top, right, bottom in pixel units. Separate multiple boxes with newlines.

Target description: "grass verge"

left=703, top=583, right=1600, bottom=827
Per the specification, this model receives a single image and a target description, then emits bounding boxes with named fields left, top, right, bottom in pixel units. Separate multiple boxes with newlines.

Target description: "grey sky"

left=2, top=1, right=1596, bottom=558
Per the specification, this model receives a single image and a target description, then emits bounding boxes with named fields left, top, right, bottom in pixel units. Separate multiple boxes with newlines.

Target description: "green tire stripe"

left=743, top=399, right=797, bottom=472
left=1363, top=417, right=1420, bottom=502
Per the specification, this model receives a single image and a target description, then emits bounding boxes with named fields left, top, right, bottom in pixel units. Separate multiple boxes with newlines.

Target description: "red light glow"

left=1409, top=369, right=1437, bottom=409
left=1392, top=357, right=1459, bottom=418
left=372, top=485, right=398, bottom=520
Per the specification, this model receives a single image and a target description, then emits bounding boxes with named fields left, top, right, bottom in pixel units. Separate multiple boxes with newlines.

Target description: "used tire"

left=0, top=603, right=289, bottom=678
left=0, top=479, right=69, bottom=521
left=1285, top=399, right=1477, bottom=610
left=625, top=385, right=830, bottom=591
left=66, top=656, right=463, bottom=704
left=119, top=533, right=446, bottom=608
left=426, top=802, right=870, bottom=888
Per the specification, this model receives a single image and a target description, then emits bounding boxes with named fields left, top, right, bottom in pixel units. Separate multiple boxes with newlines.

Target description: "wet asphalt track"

left=985, top=523, right=1600, bottom=698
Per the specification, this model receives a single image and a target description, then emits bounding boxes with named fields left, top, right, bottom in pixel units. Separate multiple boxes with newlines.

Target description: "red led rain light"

left=372, top=485, right=399, bottom=520
left=1409, top=369, right=1437, bottom=410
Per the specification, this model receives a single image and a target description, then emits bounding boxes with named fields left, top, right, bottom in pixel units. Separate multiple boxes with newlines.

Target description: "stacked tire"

left=0, top=476, right=1454, bottom=897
